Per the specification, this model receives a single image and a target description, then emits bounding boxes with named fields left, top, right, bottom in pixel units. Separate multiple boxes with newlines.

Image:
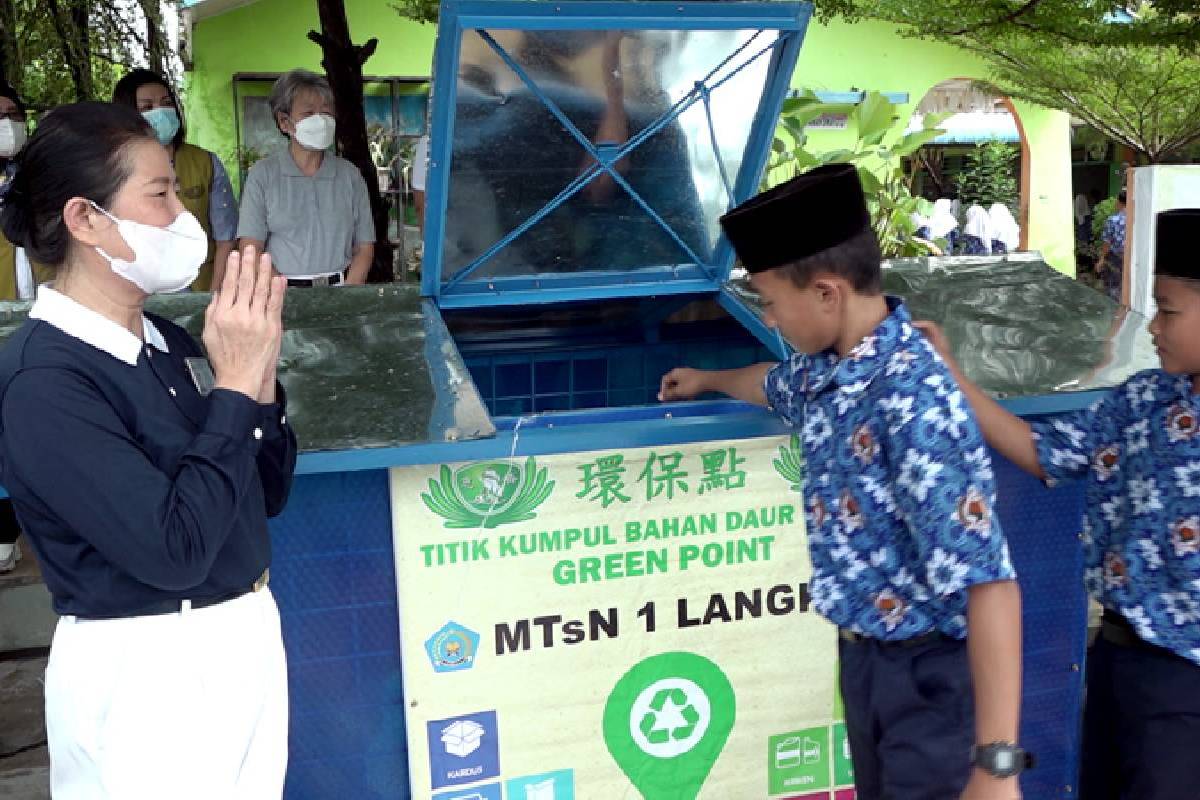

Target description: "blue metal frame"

left=435, top=269, right=718, bottom=309
left=0, top=387, right=1119, bottom=499
left=422, top=0, right=812, bottom=308
left=710, top=23, right=806, bottom=284
left=718, top=284, right=791, bottom=359
left=281, top=386, right=1106, bottom=479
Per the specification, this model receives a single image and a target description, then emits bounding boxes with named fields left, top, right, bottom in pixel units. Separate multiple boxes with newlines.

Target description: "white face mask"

left=292, top=113, right=336, bottom=151
left=0, top=119, right=27, bottom=158
left=91, top=203, right=207, bottom=295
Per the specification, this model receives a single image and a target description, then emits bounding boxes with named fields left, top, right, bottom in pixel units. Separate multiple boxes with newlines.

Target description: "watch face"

left=975, top=744, right=1024, bottom=778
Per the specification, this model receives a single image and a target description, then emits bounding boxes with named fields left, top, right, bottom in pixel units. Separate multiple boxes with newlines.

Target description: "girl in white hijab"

left=928, top=198, right=959, bottom=250
left=988, top=203, right=1020, bottom=254
left=962, top=203, right=993, bottom=255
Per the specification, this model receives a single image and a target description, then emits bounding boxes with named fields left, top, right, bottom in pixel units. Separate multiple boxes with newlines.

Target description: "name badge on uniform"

left=185, top=357, right=216, bottom=397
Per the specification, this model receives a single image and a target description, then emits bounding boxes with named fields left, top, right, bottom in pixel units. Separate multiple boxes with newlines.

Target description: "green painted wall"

left=186, top=4, right=1074, bottom=272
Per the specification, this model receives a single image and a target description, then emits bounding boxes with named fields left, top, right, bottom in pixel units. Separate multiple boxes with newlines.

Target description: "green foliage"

left=2, top=0, right=178, bottom=111
left=970, top=36, right=1200, bottom=163
left=390, top=0, right=440, bottom=25
left=1091, top=197, right=1119, bottom=244
left=954, top=141, right=1019, bottom=208
left=765, top=90, right=947, bottom=258
left=800, top=0, right=1200, bottom=162
left=808, top=0, right=1200, bottom=50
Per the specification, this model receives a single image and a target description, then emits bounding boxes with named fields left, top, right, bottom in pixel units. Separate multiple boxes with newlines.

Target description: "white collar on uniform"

left=29, top=286, right=169, bottom=366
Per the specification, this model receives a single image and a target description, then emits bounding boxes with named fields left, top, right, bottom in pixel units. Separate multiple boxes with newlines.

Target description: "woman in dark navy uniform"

left=0, top=102, right=296, bottom=798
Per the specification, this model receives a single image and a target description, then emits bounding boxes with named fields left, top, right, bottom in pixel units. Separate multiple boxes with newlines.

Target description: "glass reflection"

left=441, top=28, right=780, bottom=282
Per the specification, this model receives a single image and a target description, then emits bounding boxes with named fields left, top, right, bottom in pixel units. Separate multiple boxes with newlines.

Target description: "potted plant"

left=368, top=124, right=400, bottom=192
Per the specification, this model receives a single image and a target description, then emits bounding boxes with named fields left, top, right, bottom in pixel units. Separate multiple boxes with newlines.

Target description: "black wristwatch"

left=970, top=742, right=1034, bottom=778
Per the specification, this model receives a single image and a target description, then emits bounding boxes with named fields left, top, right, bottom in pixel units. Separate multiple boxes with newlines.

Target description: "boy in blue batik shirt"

left=660, top=164, right=1026, bottom=800
left=921, top=208, right=1200, bottom=800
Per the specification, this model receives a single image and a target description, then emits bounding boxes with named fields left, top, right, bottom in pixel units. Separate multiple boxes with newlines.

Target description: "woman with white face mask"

left=112, top=69, right=238, bottom=293
left=0, top=102, right=296, bottom=798
left=237, top=69, right=376, bottom=287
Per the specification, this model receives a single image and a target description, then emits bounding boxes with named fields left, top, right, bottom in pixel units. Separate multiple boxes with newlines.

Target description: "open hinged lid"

left=423, top=0, right=812, bottom=309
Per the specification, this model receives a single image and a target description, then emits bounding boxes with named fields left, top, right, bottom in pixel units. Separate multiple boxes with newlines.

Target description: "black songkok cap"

left=719, top=163, right=872, bottom=274
left=1156, top=209, right=1200, bottom=281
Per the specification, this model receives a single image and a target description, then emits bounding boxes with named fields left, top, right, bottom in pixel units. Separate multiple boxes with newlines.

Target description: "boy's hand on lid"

left=658, top=367, right=706, bottom=402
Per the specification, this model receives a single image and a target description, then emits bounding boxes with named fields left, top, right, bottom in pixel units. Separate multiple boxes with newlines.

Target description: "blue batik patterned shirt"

left=1034, top=369, right=1200, bottom=664
left=1102, top=209, right=1126, bottom=256
left=764, top=298, right=1016, bottom=641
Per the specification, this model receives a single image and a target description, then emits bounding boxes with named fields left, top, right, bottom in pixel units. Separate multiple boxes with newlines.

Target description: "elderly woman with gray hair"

left=237, top=69, right=375, bottom=286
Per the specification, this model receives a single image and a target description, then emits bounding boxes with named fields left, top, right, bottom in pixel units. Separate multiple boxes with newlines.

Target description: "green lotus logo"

left=773, top=434, right=805, bottom=492
left=421, top=457, right=555, bottom=529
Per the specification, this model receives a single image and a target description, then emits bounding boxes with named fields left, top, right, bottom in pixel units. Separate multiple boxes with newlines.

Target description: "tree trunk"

left=0, top=0, right=19, bottom=92
left=47, top=0, right=92, bottom=101
left=309, top=0, right=392, bottom=284
left=139, top=0, right=169, bottom=76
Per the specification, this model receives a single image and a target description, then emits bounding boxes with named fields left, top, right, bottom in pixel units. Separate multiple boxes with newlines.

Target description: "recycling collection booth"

left=3, top=2, right=1159, bottom=799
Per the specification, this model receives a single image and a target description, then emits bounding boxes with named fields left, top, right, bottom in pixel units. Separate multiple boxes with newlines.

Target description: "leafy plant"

left=954, top=141, right=1018, bottom=209
left=1090, top=197, right=1119, bottom=244
left=367, top=123, right=401, bottom=170
left=764, top=90, right=948, bottom=258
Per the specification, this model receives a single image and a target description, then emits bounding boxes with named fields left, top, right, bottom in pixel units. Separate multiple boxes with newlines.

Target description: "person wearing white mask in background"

left=988, top=202, right=1021, bottom=255
left=928, top=198, right=959, bottom=253
left=0, top=101, right=296, bottom=798
left=112, top=70, right=238, bottom=292
left=961, top=202, right=994, bottom=255
left=0, top=83, right=53, bottom=576
left=238, top=70, right=375, bottom=287
left=0, top=84, right=52, bottom=304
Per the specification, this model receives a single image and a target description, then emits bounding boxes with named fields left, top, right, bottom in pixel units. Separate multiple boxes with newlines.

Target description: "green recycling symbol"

left=604, top=652, right=736, bottom=800
left=639, top=687, right=701, bottom=745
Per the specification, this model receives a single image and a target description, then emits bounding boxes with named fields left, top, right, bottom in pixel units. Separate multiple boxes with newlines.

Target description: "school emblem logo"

left=425, top=621, right=481, bottom=673
left=1171, top=516, right=1200, bottom=557
left=773, top=434, right=806, bottom=493
left=1167, top=405, right=1199, bottom=443
left=421, top=457, right=555, bottom=529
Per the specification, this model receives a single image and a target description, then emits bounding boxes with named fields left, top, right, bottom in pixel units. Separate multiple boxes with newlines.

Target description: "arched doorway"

left=906, top=79, right=1031, bottom=251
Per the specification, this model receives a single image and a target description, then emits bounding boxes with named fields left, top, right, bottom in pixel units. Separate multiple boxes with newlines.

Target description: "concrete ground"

left=0, top=542, right=51, bottom=799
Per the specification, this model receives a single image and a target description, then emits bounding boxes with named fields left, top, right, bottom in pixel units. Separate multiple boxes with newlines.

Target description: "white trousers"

left=45, top=589, right=289, bottom=800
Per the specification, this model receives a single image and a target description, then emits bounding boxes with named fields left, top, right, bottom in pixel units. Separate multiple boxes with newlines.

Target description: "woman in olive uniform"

left=112, top=70, right=239, bottom=292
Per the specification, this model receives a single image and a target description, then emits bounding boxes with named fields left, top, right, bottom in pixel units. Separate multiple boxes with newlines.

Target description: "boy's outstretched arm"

left=962, top=580, right=1024, bottom=800
left=913, top=322, right=1044, bottom=480
left=658, top=363, right=775, bottom=406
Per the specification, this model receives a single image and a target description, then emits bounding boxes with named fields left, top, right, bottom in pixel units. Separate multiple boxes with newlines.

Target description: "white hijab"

left=928, top=198, right=958, bottom=239
left=1074, top=194, right=1090, bottom=226
left=963, top=204, right=994, bottom=252
left=989, top=203, right=1020, bottom=251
